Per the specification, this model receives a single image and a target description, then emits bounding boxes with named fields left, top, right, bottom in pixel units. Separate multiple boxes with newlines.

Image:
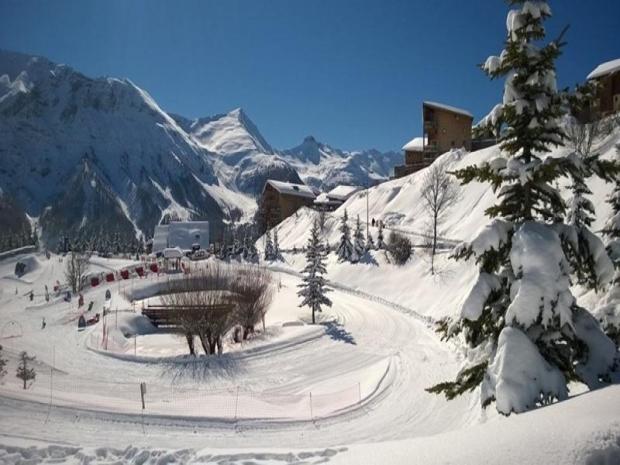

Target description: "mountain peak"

left=228, top=107, right=245, bottom=118
left=184, top=107, right=273, bottom=157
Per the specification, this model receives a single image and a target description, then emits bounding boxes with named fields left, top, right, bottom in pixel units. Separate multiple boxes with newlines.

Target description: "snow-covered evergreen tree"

left=428, top=0, right=618, bottom=415
left=376, top=221, right=385, bottom=249
left=366, top=230, right=375, bottom=251
left=264, top=230, right=274, bottom=261
left=336, top=209, right=354, bottom=262
left=297, top=220, right=332, bottom=324
left=273, top=227, right=281, bottom=261
left=597, top=148, right=620, bottom=344
left=0, top=345, right=6, bottom=379
left=353, top=215, right=365, bottom=260
left=16, top=351, right=35, bottom=390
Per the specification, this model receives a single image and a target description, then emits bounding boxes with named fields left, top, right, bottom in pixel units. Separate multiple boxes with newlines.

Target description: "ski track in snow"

left=0, top=252, right=478, bottom=457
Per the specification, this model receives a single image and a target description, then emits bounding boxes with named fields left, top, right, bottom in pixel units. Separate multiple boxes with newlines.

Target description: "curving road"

left=0, top=259, right=480, bottom=451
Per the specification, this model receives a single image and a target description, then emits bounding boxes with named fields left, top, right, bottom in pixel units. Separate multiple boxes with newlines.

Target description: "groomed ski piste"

left=1, top=134, right=620, bottom=464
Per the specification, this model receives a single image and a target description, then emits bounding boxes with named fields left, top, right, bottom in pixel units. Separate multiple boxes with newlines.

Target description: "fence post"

left=45, top=346, right=55, bottom=424
left=234, top=386, right=240, bottom=420
left=309, top=392, right=314, bottom=421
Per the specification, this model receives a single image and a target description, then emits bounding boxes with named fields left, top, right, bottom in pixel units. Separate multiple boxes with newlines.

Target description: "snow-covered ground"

left=1, top=240, right=619, bottom=464
left=1, top=129, right=619, bottom=464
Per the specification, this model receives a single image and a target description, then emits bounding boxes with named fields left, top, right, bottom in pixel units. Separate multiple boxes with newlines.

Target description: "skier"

left=29, top=290, right=34, bottom=301
left=372, top=218, right=376, bottom=227
left=41, top=317, right=46, bottom=329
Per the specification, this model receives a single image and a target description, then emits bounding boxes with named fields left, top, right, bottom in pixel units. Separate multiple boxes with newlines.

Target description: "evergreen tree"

left=353, top=215, right=365, bottom=260
left=366, top=230, right=375, bottom=251
left=597, top=150, right=620, bottom=344
left=427, top=1, right=618, bottom=415
left=273, top=227, right=281, bottom=261
left=264, top=230, right=274, bottom=261
left=0, top=345, right=6, bottom=380
left=336, top=209, right=354, bottom=262
left=297, top=220, right=332, bottom=324
left=376, top=221, right=385, bottom=250
left=16, top=351, right=36, bottom=390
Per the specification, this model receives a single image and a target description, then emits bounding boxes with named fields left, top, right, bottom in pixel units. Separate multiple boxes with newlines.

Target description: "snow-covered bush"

left=387, top=231, right=411, bottom=265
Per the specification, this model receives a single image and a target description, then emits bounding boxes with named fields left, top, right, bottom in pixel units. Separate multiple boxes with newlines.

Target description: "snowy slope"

left=266, top=128, right=620, bottom=326
left=275, top=130, right=620, bottom=250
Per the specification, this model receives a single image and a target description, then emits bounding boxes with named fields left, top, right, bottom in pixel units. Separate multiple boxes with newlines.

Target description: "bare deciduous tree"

left=159, top=262, right=273, bottom=355
left=421, top=161, right=460, bottom=274
left=231, top=266, right=274, bottom=340
left=64, top=251, right=88, bottom=293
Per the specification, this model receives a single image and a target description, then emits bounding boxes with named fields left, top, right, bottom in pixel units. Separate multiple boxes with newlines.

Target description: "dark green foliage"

left=387, top=231, right=411, bottom=265
left=0, top=345, right=6, bottom=379
left=425, top=362, right=488, bottom=400
left=16, top=351, right=36, bottom=390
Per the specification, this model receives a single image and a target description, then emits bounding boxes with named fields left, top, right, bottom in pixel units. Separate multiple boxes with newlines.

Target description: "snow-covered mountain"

left=0, top=49, right=241, bottom=246
left=0, top=49, right=402, bottom=247
left=172, top=109, right=305, bottom=197
left=281, top=135, right=400, bottom=190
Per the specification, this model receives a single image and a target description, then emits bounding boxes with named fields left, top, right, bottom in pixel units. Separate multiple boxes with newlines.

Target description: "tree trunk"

left=312, top=306, right=316, bottom=324
left=198, top=335, right=210, bottom=355
left=185, top=333, right=196, bottom=356
left=432, top=211, right=438, bottom=275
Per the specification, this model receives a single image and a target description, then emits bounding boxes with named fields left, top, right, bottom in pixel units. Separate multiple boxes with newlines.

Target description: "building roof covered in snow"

left=587, top=58, right=620, bottom=80
left=423, top=101, right=473, bottom=118
left=265, top=180, right=317, bottom=199
left=326, top=185, right=363, bottom=201
left=402, top=137, right=426, bottom=152
left=314, top=192, right=338, bottom=206
left=163, top=247, right=184, bottom=259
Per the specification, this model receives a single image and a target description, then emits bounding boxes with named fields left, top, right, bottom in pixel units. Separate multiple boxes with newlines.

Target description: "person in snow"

left=41, top=318, right=46, bottom=330
left=372, top=218, right=376, bottom=227
left=29, top=291, right=34, bottom=301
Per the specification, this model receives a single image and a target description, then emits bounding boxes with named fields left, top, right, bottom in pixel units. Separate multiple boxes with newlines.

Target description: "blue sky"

left=1, top=0, right=618, bottom=151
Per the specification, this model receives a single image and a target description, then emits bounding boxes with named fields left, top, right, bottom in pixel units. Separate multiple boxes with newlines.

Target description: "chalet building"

left=258, top=180, right=318, bottom=230
left=394, top=101, right=473, bottom=178
left=314, top=185, right=363, bottom=211
left=587, top=58, right=620, bottom=117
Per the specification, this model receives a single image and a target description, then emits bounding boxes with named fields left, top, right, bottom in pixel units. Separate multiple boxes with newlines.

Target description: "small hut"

left=163, top=247, right=184, bottom=273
